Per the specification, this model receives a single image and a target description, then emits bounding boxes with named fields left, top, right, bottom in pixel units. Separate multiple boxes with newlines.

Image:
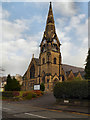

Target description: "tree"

left=5, top=74, right=21, bottom=91
left=85, top=48, right=90, bottom=79
left=40, top=83, right=45, bottom=91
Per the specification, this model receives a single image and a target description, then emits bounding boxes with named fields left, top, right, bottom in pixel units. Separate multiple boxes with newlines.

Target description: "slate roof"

left=62, top=64, right=84, bottom=73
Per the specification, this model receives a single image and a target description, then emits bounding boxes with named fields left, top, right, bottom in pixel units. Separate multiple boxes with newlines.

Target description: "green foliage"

left=41, top=91, right=44, bottom=95
left=2, top=91, right=14, bottom=98
left=85, top=48, right=90, bottom=79
left=22, top=91, right=35, bottom=99
left=53, top=80, right=89, bottom=100
left=40, top=83, right=45, bottom=91
left=13, top=91, right=20, bottom=96
left=2, top=90, right=43, bottom=100
left=32, top=92, right=37, bottom=98
left=25, top=93, right=32, bottom=100
left=4, top=74, right=21, bottom=91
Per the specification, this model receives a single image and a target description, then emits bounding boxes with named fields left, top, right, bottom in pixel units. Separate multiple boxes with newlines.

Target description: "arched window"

left=42, top=76, right=45, bottom=83
left=42, top=71, right=45, bottom=83
left=30, top=64, right=35, bottom=79
left=54, top=58, right=56, bottom=64
left=42, top=58, right=45, bottom=64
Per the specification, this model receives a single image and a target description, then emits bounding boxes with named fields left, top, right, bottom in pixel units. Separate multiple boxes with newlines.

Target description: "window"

left=47, top=79, right=49, bottom=83
left=42, top=76, right=45, bottom=83
left=30, top=64, right=35, bottom=79
left=54, top=58, right=56, bottom=64
left=47, top=84, right=49, bottom=89
left=41, top=47, right=44, bottom=52
left=42, top=58, right=45, bottom=64
left=39, top=79, right=40, bottom=84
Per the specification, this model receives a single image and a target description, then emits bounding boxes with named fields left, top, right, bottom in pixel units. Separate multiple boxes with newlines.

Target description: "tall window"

left=54, top=57, right=56, bottom=64
left=42, top=58, right=45, bottom=64
left=42, top=76, right=45, bottom=83
left=47, top=79, right=49, bottom=83
left=30, top=64, right=35, bottom=79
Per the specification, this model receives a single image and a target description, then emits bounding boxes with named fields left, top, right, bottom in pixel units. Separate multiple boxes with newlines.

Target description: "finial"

left=50, top=1, right=52, bottom=8
left=32, top=54, right=34, bottom=58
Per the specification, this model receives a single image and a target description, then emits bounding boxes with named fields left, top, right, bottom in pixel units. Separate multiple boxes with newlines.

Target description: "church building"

left=22, top=2, right=84, bottom=91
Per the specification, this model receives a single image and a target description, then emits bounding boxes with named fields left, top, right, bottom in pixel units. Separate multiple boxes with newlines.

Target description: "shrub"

left=2, top=91, right=14, bottom=98
left=25, top=93, right=32, bottom=100
left=5, top=75, right=21, bottom=91
left=32, top=92, right=37, bottom=98
left=41, top=91, right=44, bottom=95
left=22, top=92, right=29, bottom=97
left=53, top=80, right=89, bottom=100
left=22, top=91, right=33, bottom=100
left=13, top=91, right=20, bottom=97
left=40, top=83, right=45, bottom=91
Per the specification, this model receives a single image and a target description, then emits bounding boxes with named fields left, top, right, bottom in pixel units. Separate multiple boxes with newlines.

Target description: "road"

left=2, top=93, right=89, bottom=119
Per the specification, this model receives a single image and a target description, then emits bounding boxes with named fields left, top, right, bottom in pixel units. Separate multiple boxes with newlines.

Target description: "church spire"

left=46, top=2, right=55, bottom=25
left=44, top=2, right=55, bottom=41
left=40, top=2, right=60, bottom=47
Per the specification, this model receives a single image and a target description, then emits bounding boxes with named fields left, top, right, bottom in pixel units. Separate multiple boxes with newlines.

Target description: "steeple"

left=40, top=2, right=61, bottom=54
left=40, top=2, right=60, bottom=47
left=46, top=2, right=55, bottom=25
left=44, top=2, right=55, bottom=41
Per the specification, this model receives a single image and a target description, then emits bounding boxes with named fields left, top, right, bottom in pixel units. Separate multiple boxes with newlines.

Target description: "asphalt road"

left=2, top=93, right=89, bottom=120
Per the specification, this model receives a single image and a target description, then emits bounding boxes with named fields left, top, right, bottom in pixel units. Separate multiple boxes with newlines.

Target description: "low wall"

left=56, top=99, right=89, bottom=107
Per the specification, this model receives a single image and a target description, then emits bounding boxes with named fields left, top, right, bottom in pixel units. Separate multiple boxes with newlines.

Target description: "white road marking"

left=25, top=113, right=47, bottom=119
left=3, top=108, right=11, bottom=110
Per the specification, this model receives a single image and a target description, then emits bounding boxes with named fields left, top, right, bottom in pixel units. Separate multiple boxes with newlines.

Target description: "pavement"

left=1, top=92, right=89, bottom=119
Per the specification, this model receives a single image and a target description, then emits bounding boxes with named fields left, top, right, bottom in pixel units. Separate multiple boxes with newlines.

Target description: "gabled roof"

left=73, top=71, right=85, bottom=78
left=65, top=70, right=72, bottom=77
left=73, top=72, right=79, bottom=77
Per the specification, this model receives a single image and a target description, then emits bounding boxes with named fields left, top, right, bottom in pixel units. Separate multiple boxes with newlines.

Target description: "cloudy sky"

left=0, top=0, right=89, bottom=76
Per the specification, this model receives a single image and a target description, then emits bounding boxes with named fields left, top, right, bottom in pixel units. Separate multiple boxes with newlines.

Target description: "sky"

left=0, top=0, right=89, bottom=76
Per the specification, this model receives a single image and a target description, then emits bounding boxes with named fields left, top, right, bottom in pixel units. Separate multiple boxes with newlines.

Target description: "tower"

left=39, top=2, right=62, bottom=91
left=22, top=2, right=62, bottom=91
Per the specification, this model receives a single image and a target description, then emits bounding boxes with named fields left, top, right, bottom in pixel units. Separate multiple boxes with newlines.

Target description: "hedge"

left=53, top=80, right=89, bottom=100
left=2, top=91, right=14, bottom=98
left=2, top=90, right=44, bottom=100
